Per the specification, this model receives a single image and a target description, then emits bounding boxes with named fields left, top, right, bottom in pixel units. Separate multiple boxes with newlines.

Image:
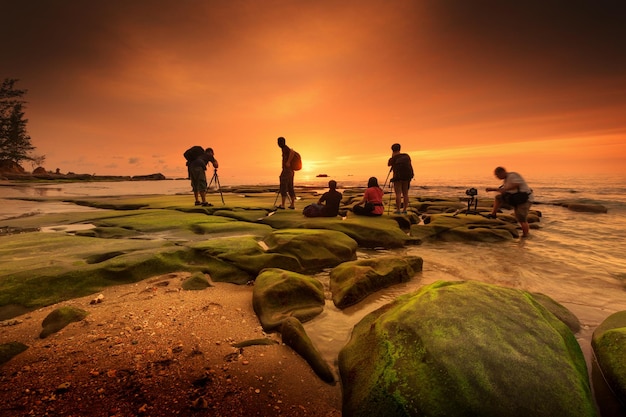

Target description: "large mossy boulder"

left=252, top=268, right=325, bottom=332
left=330, top=255, right=423, bottom=309
left=191, top=229, right=357, bottom=279
left=338, top=280, right=596, bottom=417
left=259, top=211, right=416, bottom=248
left=262, top=229, right=358, bottom=270
left=592, top=310, right=626, bottom=406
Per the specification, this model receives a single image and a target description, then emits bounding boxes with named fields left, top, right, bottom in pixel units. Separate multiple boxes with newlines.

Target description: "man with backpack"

left=184, top=146, right=218, bottom=206
left=387, top=143, right=414, bottom=214
left=277, top=136, right=298, bottom=209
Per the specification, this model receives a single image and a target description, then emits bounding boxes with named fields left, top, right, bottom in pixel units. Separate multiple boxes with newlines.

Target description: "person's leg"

left=489, top=194, right=503, bottom=217
left=515, top=202, right=531, bottom=237
left=520, top=221, right=530, bottom=237
left=287, top=172, right=296, bottom=209
left=191, top=168, right=201, bottom=205
left=278, top=174, right=287, bottom=208
left=198, top=173, right=208, bottom=204
left=402, top=181, right=410, bottom=213
left=393, top=182, right=402, bottom=213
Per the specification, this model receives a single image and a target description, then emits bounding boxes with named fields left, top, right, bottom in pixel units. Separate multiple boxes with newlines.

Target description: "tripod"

left=465, top=195, right=479, bottom=215
left=207, top=169, right=224, bottom=204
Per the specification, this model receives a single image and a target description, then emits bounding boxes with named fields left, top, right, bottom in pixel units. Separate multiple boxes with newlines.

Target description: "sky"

left=2, top=0, right=626, bottom=184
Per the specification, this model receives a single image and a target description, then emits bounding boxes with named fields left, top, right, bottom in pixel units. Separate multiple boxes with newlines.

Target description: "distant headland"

left=0, top=160, right=167, bottom=182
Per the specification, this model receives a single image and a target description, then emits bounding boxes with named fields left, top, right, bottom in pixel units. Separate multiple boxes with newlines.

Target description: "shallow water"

left=2, top=175, right=626, bottom=414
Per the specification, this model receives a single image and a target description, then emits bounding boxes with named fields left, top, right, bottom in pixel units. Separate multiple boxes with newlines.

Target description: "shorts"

left=513, top=201, right=531, bottom=223
left=190, top=166, right=207, bottom=192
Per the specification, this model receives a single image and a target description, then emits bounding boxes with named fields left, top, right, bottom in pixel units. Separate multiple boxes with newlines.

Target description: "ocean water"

left=1, top=175, right=626, bottom=414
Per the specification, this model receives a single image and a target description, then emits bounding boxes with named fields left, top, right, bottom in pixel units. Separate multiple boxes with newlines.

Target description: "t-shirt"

left=503, top=172, right=532, bottom=200
left=319, top=190, right=343, bottom=217
left=363, top=187, right=384, bottom=215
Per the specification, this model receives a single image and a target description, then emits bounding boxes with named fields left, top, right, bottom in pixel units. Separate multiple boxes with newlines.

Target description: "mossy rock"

left=592, top=311, right=626, bottom=406
left=280, top=317, right=335, bottom=383
left=0, top=341, right=29, bottom=365
left=259, top=211, right=416, bottom=248
left=410, top=213, right=519, bottom=241
left=262, top=229, right=358, bottom=271
left=252, top=268, right=325, bottom=332
left=339, top=280, right=595, bottom=417
left=330, top=255, right=423, bottom=309
left=40, top=306, right=89, bottom=338
left=182, top=272, right=212, bottom=290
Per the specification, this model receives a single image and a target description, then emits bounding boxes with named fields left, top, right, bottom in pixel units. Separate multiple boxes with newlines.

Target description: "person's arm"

left=285, top=149, right=294, bottom=168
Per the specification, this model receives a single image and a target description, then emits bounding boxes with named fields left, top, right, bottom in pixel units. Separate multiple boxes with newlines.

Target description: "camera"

left=465, top=187, right=478, bottom=197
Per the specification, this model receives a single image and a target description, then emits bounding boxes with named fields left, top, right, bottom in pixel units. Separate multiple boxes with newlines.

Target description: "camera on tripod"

left=465, top=187, right=478, bottom=197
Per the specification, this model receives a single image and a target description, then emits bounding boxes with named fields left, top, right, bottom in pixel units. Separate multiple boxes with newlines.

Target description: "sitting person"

left=353, top=177, right=384, bottom=216
left=303, top=180, right=343, bottom=217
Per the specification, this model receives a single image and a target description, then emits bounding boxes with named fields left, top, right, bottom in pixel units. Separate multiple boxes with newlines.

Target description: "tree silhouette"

left=0, top=79, right=36, bottom=165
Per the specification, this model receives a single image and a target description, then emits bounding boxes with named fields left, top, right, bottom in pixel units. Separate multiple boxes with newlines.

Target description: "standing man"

left=277, top=136, right=296, bottom=209
left=188, top=147, right=218, bottom=207
left=485, top=166, right=533, bottom=238
left=387, top=143, right=414, bottom=214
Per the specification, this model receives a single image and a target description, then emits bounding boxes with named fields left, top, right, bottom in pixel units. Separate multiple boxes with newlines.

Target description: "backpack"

left=290, top=150, right=302, bottom=171
left=393, top=153, right=414, bottom=181
left=183, top=146, right=205, bottom=163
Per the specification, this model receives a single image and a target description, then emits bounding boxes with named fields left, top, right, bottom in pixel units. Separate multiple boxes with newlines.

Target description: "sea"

left=1, top=174, right=625, bottom=415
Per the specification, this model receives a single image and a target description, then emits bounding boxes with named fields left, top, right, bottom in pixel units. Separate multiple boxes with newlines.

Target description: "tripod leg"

left=215, top=175, right=224, bottom=204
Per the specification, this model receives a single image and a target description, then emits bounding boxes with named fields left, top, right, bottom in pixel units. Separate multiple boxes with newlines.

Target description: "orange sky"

left=2, top=1, right=626, bottom=183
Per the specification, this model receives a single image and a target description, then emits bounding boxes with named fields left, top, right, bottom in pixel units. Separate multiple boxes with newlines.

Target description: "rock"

left=252, top=268, right=325, bottom=332
left=262, top=229, right=358, bottom=270
left=40, top=306, right=89, bottom=338
left=410, top=213, right=520, bottom=241
left=89, top=294, right=105, bottom=304
left=339, top=281, right=595, bottom=417
left=281, top=317, right=335, bottom=383
left=592, top=310, right=626, bottom=406
left=565, top=203, right=608, bottom=213
left=259, top=211, right=416, bottom=248
left=130, top=173, right=166, bottom=181
left=330, top=255, right=423, bottom=309
left=0, top=341, right=29, bottom=365
left=182, top=272, right=212, bottom=290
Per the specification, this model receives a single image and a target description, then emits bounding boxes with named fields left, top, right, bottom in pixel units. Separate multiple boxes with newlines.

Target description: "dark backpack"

left=183, top=146, right=205, bottom=163
left=393, top=153, right=414, bottom=181
left=291, top=150, right=302, bottom=171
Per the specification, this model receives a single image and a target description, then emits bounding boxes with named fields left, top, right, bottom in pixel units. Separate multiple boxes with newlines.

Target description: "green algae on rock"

left=410, top=213, right=521, bottom=241
left=182, top=272, right=213, bottom=290
left=330, top=255, right=423, bottom=309
left=592, top=310, right=626, bottom=406
left=40, top=306, right=89, bottom=339
left=339, top=280, right=596, bottom=417
left=252, top=268, right=325, bottom=332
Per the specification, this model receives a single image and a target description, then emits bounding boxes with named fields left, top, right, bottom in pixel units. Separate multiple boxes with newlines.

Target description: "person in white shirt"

left=485, top=166, right=533, bottom=238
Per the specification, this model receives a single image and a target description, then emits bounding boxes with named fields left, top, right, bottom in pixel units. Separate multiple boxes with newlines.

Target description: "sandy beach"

left=0, top=271, right=342, bottom=416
